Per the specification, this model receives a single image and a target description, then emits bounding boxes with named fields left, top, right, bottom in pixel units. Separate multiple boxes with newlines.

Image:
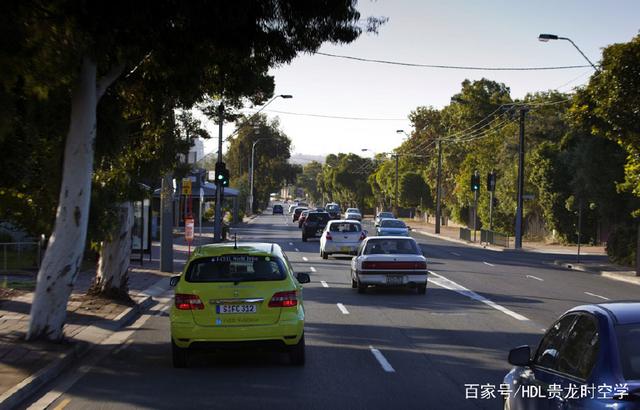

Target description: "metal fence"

left=1, top=242, right=42, bottom=272
left=480, top=229, right=510, bottom=247
left=459, top=227, right=471, bottom=242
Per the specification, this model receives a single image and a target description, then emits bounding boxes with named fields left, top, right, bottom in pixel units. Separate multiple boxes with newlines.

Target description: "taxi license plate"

left=340, top=246, right=351, bottom=252
left=386, top=275, right=404, bottom=285
left=216, top=304, right=257, bottom=314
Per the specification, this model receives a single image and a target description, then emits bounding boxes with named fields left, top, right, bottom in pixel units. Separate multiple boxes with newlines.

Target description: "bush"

left=606, top=224, right=637, bottom=267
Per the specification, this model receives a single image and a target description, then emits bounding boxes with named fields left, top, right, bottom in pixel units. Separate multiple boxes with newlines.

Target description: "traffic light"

left=470, top=171, right=480, bottom=192
left=487, top=172, right=497, bottom=192
left=214, top=162, right=230, bottom=187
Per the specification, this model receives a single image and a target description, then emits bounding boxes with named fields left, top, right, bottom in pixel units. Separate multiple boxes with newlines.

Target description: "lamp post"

left=538, top=34, right=600, bottom=72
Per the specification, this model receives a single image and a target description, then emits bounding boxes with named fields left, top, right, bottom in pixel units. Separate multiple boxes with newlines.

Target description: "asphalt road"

left=24, top=211, right=639, bottom=410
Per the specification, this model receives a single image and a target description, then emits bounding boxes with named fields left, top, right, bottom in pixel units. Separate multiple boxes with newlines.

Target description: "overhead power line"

left=261, top=109, right=406, bottom=121
left=316, top=52, right=592, bottom=71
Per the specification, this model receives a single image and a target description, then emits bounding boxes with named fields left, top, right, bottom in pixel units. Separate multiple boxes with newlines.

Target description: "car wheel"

left=417, top=284, right=427, bottom=295
left=289, top=334, right=305, bottom=366
left=172, top=340, right=189, bottom=368
left=322, top=251, right=328, bottom=260
left=302, top=235, right=307, bottom=242
left=357, top=280, right=366, bottom=294
left=351, top=272, right=357, bottom=288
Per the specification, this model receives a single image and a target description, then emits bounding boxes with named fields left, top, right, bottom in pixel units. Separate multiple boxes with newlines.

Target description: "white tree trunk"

left=90, top=202, right=134, bottom=297
left=27, top=57, right=120, bottom=341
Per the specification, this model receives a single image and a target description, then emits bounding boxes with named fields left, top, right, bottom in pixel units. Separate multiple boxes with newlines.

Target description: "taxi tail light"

left=325, top=232, right=333, bottom=241
left=359, top=231, right=366, bottom=241
left=269, top=291, right=298, bottom=308
left=175, top=293, right=205, bottom=310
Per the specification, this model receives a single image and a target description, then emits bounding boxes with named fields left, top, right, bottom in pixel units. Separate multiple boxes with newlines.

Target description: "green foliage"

left=296, top=161, right=323, bottom=204
left=606, top=224, right=637, bottom=267
left=399, top=172, right=431, bottom=209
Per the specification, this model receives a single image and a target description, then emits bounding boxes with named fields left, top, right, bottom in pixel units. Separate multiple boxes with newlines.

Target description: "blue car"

left=376, top=219, right=410, bottom=236
left=504, top=303, right=640, bottom=409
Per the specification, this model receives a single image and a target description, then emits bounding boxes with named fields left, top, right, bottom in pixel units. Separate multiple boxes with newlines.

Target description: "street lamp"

left=538, top=33, right=599, bottom=72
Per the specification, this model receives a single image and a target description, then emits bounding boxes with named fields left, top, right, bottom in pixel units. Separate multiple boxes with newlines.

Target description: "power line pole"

left=394, top=154, right=399, bottom=212
left=213, top=102, right=224, bottom=242
left=514, top=107, right=528, bottom=249
left=435, top=139, right=443, bottom=234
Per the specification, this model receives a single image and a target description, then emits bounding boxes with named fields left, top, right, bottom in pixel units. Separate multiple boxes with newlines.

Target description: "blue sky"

left=201, top=0, right=640, bottom=158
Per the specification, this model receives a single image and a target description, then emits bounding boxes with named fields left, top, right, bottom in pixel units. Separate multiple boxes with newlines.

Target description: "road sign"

left=185, top=217, right=194, bottom=243
left=182, top=178, right=192, bottom=196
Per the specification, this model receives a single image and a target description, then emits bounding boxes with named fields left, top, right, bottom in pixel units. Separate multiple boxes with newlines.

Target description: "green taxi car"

left=170, top=242, right=310, bottom=368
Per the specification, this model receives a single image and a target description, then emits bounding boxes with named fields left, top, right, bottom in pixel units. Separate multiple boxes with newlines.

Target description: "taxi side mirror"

left=169, top=275, right=181, bottom=287
left=296, top=272, right=311, bottom=284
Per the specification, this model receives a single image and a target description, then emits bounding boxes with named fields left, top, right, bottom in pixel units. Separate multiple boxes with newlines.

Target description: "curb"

left=553, top=261, right=640, bottom=286
left=0, top=282, right=163, bottom=410
left=414, top=229, right=507, bottom=252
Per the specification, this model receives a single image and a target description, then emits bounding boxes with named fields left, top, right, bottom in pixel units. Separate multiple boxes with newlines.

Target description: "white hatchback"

left=319, top=220, right=366, bottom=259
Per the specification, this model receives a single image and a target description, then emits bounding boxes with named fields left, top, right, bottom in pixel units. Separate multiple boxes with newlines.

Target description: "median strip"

left=369, top=346, right=395, bottom=373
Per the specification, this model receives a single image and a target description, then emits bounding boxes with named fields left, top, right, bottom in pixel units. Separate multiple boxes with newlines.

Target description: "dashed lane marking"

left=428, top=271, right=530, bottom=321
left=321, top=280, right=329, bottom=288
left=483, top=261, right=495, bottom=267
left=584, top=291, right=609, bottom=301
left=302, top=256, right=308, bottom=261
left=526, top=275, right=544, bottom=282
left=337, top=303, right=349, bottom=314
left=310, top=267, right=317, bottom=272
left=289, top=242, right=294, bottom=246
left=295, top=248, right=299, bottom=252
left=369, top=346, right=395, bottom=373
left=450, top=251, right=461, bottom=257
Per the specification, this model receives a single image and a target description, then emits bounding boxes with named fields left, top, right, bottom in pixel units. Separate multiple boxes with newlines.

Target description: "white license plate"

left=216, top=304, right=257, bottom=314
left=386, top=275, right=404, bottom=285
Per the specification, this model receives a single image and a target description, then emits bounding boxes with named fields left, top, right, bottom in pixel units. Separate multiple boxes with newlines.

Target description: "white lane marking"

left=310, top=266, right=317, bottom=272
left=526, top=275, right=544, bottom=282
left=428, top=271, right=530, bottom=321
left=369, top=346, right=395, bottom=373
left=483, top=261, right=495, bottom=267
left=450, top=251, right=461, bottom=257
left=302, top=256, right=309, bottom=261
left=337, top=303, right=350, bottom=314
left=321, top=280, right=329, bottom=288
left=288, top=242, right=293, bottom=246
left=585, top=291, right=610, bottom=301
left=294, top=248, right=299, bottom=252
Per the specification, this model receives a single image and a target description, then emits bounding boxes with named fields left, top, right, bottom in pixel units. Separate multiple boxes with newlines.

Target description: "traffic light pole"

left=435, top=139, right=442, bottom=234
left=489, top=190, right=494, bottom=231
left=514, top=107, right=527, bottom=249
left=214, top=102, right=224, bottom=242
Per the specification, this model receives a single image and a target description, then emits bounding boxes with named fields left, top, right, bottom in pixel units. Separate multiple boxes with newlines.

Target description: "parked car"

left=374, top=211, right=395, bottom=226
left=377, top=219, right=410, bottom=236
left=298, top=210, right=310, bottom=228
left=272, top=204, right=283, bottom=214
left=288, top=203, right=299, bottom=214
left=343, top=208, right=362, bottom=221
left=302, top=212, right=331, bottom=242
left=169, top=242, right=311, bottom=368
left=319, top=220, right=366, bottom=259
left=350, top=237, right=427, bottom=294
left=292, top=207, right=308, bottom=222
left=325, top=203, right=341, bottom=219
left=504, top=302, right=640, bottom=409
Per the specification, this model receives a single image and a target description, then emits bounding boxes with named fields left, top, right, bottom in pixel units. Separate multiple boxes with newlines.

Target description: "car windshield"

left=379, top=212, right=394, bottom=219
left=307, top=213, right=329, bottom=223
left=329, top=222, right=361, bottom=232
left=185, top=255, right=286, bottom=283
left=364, top=239, right=420, bottom=255
left=616, top=324, right=640, bottom=380
left=380, top=219, right=406, bottom=228
left=346, top=208, right=359, bottom=213
left=326, top=204, right=340, bottom=212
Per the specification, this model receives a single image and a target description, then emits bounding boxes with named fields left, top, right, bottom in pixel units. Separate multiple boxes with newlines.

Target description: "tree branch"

left=96, top=64, right=125, bottom=100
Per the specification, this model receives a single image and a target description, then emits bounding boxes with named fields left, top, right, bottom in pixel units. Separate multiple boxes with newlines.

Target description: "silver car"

left=343, top=208, right=362, bottom=221
left=374, top=211, right=395, bottom=227
left=320, top=220, right=366, bottom=259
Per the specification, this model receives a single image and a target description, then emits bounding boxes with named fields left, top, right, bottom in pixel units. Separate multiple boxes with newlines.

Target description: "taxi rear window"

left=330, top=222, right=361, bottom=232
left=185, top=255, right=286, bottom=283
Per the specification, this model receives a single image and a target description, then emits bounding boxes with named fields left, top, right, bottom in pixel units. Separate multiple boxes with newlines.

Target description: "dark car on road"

left=292, top=207, right=308, bottom=222
left=504, top=302, right=640, bottom=409
left=272, top=204, right=283, bottom=214
left=325, top=203, right=341, bottom=220
left=302, top=212, right=330, bottom=242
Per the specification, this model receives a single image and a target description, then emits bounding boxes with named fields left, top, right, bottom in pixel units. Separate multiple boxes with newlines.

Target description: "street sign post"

left=185, top=217, right=194, bottom=256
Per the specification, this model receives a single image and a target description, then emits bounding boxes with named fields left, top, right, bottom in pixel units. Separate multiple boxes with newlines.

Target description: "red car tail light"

left=175, top=294, right=205, bottom=310
left=325, top=232, right=333, bottom=240
left=269, top=291, right=298, bottom=308
left=359, top=231, right=366, bottom=241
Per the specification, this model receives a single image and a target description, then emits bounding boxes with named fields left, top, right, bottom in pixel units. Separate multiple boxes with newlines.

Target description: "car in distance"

left=344, top=208, right=362, bottom=221
left=350, top=237, right=427, bottom=294
left=504, top=302, right=640, bottom=410
left=302, top=212, right=330, bottom=242
left=377, top=219, right=410, bottom=236
left=374, top=211, right=395, bottom=227
left=170, top=242, right=311, bottom=368
left=325, top=202, right=341, bottom=219
left=272, top=204, right=283, bottom=214
left=292, top=206, right=308, bottom=222
left=319, top=220, right=366, bottom=259
left=297, top=210, right=310, bottom=228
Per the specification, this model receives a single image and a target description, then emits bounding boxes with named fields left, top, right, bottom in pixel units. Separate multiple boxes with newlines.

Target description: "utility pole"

left=160, top=174, right=174, bottom=272
left=473, top=170, right=479, bottom=242
left=435, top=139, right=443, bottom=234
left=394, top=154, right=399, bottom=212
left=213, top=102, right=224, bottom=242
left=514, top=107, right=528, bottom=249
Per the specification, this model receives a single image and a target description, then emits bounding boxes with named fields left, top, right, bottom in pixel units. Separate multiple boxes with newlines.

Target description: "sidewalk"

left=0, top=235, right=197, bottom=409
left=401, top=217, right=639, bottom=286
